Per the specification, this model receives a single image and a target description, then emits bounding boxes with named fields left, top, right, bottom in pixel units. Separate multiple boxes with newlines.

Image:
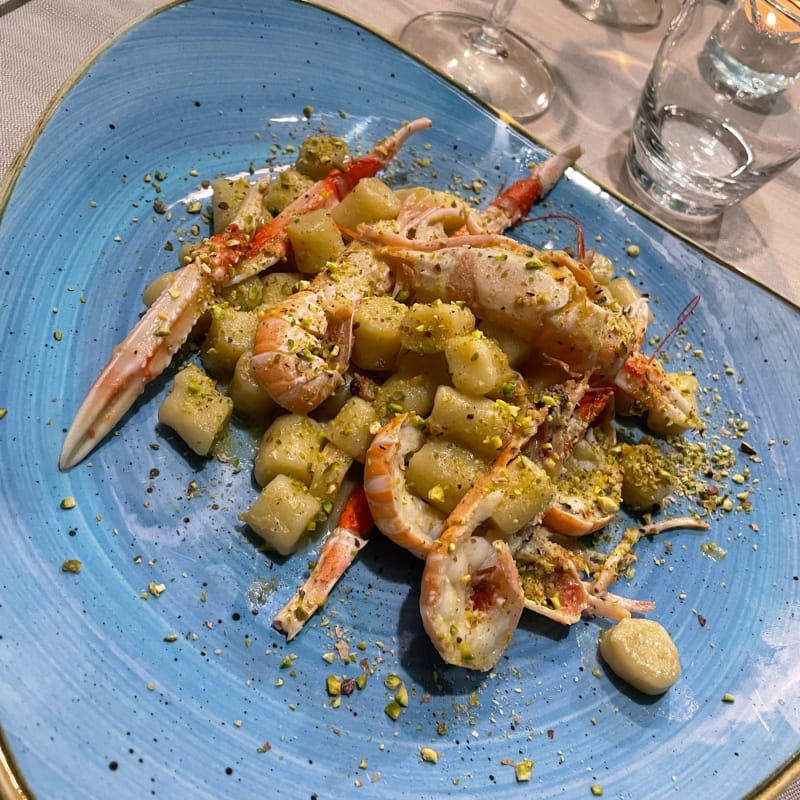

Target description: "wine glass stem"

left=470, top=0, right=517, bottom=55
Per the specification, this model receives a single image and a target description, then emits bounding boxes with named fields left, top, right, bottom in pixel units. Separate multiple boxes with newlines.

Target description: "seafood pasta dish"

left=60, top=117, right=714, bottom=689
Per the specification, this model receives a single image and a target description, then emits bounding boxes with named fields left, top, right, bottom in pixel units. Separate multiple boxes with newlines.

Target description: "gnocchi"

left=598, top=618, right=681, bottom=695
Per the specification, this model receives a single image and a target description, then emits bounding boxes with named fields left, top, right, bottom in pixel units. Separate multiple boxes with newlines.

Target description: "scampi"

left=59, top=117, right=432, bottom=469
left=58, top=117, right=711, bottom=677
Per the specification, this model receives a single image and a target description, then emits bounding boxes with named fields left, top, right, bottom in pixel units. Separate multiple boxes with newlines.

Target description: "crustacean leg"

left=272, top=485, right=373, bottom=641
left=354, top=144, right=583, bottom=249
left=59, top=118, right=431, bottom=469
left=459, top=144, right=583, bottom=236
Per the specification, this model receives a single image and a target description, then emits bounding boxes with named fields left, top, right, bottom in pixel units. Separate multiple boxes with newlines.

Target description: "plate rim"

left=0, top=1, right=798, bottom=798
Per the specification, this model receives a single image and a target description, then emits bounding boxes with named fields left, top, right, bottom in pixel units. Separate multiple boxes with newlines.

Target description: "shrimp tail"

left=420, top=536, right=525, bottom=671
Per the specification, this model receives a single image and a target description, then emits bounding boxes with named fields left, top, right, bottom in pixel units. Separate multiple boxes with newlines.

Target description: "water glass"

left=626, top=0, right=800, bottom=219
left=562, top=0, right=662, bottom=29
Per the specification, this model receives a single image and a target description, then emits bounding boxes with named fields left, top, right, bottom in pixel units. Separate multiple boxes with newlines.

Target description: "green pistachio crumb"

left=515, top=759, right=534, bottom=782
left=394, top=683, right=409, bottom=708
left=61, top=559, right=82, bottom=573
left=419, top=747, right=439, bottom=764
left=384, top=700, right=403, bottom=721
left=384, top=674, right=403, bottom=691
left=60, top=496, right=76, bottom=510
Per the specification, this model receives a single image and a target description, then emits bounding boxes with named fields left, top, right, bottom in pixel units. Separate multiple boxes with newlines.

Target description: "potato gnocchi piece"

left=607, top=275, right=643, bottom=309
left=294, top=134, right=349, bottom=180
left=200, top=305, right=259, bottom=380
left=325, top=397, right=380, bottom=463
left=400, top=301, right=475, bottom=355
left=406, top=439, right=488, bottom=514
left=374, top=372, right=440, bottom=421
left=427, top=385, right=513, bottom=459
left=260, top=271, right=303, bottom=307
left=288, top=208, right=344, bottom=274
left=619, top=442, right=677, bottom=512
left=263, top=168, right=314, bottom=215
left=444, top=331, right=511, bottom=396
left=210, top=175, right=252, bottom=232
left=229, top=352, right=278, bottom=424
left=254, top=414, right=327, bottom=488
left=590, top=252, right=616, bottom=285
left=646, top=372, right=699, bottom=437
left=157, top=363, right=232, bottom=457
left=216, top=275, right=270, bottom=311
left=308, top=442, right=353, bottom=502
left=330, top=177, right=400, bottom=230
left=488, top=455, right=554, bottom=535
left=351, top=295, right=407, bottom=372
left=240, top=474, right=322, bottom=556
left=599, top=617, right=681, bottom=695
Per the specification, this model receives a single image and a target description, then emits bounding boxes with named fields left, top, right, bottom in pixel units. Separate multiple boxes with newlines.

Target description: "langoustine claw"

left=460, top=144, right=583, bottom=236
left=272, top=485, right=373, bottom=641
left=59, top=117, right=431, bottom=469
left=59, top=260, right=214, bottom=470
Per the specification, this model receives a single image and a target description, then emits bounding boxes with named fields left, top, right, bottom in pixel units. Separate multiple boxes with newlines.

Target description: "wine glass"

left=398, top=0, right=554, bottom=121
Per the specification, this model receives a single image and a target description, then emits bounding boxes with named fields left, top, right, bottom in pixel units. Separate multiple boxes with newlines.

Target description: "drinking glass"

left=398, top=0, right=554, bottom=121
left=561, top=0, right=663, bottom=29
left=626, top=0, right=800, bottom=220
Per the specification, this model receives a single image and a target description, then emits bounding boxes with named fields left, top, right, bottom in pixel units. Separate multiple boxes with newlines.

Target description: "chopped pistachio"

left=384, top=674, right=403, bottom=691
left=515, top=759, right=534, bottom=782
left=61, top=559, right=82, bottom=574
left=395, top=683, right=409, bottom=708
left=419, top=747, right=439, bottom=764
left=384, top=700, right=403, bottom=720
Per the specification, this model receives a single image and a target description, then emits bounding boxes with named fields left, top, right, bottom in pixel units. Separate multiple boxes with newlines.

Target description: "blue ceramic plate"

left=1, top=1, right=798, bottom=798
